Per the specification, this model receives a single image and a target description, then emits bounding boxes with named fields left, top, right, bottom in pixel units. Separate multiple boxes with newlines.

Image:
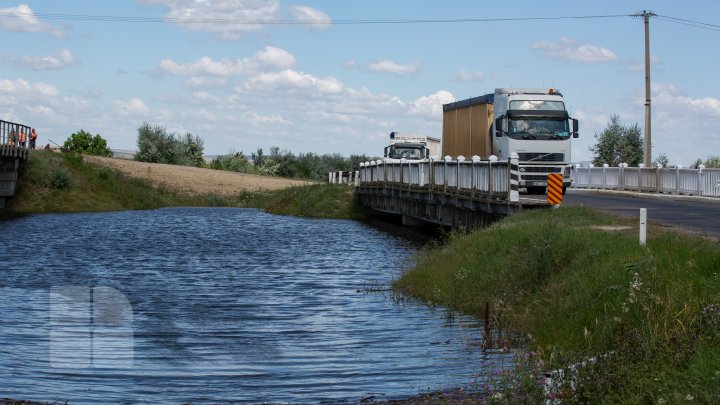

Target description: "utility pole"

left=635, top=10, right=656, bottom=166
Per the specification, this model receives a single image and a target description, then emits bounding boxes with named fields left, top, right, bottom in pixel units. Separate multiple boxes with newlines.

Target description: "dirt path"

left=85, top=156, right=314, bottom=196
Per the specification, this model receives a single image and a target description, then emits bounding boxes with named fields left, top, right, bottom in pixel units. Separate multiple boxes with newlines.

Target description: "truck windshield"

left=389, top=145, right=424, bottom=159
left=509, top=118, right=570, bottom=140
left=509, top=100, right=565, bottom=111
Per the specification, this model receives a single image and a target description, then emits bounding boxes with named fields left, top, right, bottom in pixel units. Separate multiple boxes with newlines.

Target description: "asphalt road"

left=530, top=189, right=720, bottom=238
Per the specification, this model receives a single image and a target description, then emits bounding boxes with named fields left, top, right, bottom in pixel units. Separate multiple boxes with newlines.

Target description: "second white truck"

left=384, top=132, right=441, bottom=161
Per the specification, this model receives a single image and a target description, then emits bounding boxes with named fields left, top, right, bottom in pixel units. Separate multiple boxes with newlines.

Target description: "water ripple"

left=0, top=208, right=511, bottom=403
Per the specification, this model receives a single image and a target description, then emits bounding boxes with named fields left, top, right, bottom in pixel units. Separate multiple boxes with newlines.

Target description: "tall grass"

left=237, top=183, right=364, bottom=220
left=395, top=206, right=720, bottom=402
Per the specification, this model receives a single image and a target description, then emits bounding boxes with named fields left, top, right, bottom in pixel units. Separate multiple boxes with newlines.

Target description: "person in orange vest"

left=8, top=130, right=16, bottom=146
left=18, top=130, right=27, bottom=147
left=30, top=128, right=37, bottom=149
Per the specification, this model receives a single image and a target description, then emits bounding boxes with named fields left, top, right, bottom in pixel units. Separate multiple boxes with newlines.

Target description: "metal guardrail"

left=357, top=155, right=521, bottom=203
left=327, top=171, right=360, bottom=185
left=572, top=164, right=720, bottom=197
left=0, top=119, right=32, bottom=159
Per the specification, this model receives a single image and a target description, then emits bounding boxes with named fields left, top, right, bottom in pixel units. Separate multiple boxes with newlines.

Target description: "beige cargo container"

left=442, top=95, right=495, bottom=159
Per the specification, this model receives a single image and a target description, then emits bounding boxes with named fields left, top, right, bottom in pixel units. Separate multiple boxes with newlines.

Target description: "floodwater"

left=0, top=208, right=510, bottom=403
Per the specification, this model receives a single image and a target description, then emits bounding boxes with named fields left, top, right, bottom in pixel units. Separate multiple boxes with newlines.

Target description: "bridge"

left=355, top=154, right=550, bottom=229
left=0, top=119, right=33, bottom=208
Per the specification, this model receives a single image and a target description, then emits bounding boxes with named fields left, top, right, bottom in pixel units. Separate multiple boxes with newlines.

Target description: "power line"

left=655, top=14, right=720, bottom=29
left=654, top=15, right=720, bottom=32
left=0, top=10, right=632, bottom=25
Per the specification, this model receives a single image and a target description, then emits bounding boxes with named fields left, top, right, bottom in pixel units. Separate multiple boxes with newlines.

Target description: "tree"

left=179, top=132, right=205, bottom=167
left=135, top=123, right=178, bottom=164
left=652, top=153, right=669, bottom=167
left=63, top=129, right=113, bottom=156
left=134, top=123, right=205, bottom=167
left=589, top=115, right=643, bottom=166
left=691, top=156, right=720, bottom=168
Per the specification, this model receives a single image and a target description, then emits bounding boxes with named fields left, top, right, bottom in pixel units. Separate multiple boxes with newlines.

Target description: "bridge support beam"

left=356, top=186, right=537, bottom=231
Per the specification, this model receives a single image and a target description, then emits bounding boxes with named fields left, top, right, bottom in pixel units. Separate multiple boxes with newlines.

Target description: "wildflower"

left=686, top=394, right=695, bottom=401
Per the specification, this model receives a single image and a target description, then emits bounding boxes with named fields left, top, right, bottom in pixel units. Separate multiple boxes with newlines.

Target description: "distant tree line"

left=691, top=156, right=720, bottom=169
left=132, top=123, right=373, bottom=180
left=210, top=146, right=373, bottom=181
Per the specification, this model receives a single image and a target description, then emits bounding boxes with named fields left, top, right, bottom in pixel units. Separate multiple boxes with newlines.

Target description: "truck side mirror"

left=572, top=119, right=579, bottom=138
left=426, top=149, right=430, bottom=159
left=495, top=116, right=505, bottom=137
left=384, top=146, right=389, bottom=157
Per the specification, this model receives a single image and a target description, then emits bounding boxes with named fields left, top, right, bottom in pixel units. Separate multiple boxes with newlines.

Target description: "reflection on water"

left=0, top=208, right=511, bottom=403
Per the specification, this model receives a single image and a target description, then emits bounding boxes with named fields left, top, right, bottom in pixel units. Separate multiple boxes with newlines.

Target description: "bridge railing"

left=0, top=119, right=32, bottom=159
left=358, top=155, right=519, bottom=202
left=572, top=164, right=720, bottom=197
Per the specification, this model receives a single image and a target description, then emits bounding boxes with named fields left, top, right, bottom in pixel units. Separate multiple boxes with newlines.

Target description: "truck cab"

left=384, top=132, right=441, bottom=161
left=492, top=88, right=578, bottom=193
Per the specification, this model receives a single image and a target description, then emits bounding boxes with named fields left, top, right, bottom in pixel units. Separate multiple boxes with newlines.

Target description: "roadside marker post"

left=547, top=174, right=563, bottom=206
left=640, top=208, right=647, bottom=246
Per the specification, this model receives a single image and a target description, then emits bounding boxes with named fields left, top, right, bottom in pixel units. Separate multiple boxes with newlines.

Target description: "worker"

left=8, top=130, right=16, bottom=146
left=30, top=128, right=37, bottom=150
left=18, top=130, right=27, bottom=147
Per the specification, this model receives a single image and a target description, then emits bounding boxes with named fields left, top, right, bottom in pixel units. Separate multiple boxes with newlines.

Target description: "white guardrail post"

left=698, top=164, right=705, bottom=196
left=489, top=155, right=498, bottom=197
left=509, top=152, right=520, bottom=202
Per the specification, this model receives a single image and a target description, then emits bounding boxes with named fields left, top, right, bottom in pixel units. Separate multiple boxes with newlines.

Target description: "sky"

left=1, top=0, right=719, bottom=166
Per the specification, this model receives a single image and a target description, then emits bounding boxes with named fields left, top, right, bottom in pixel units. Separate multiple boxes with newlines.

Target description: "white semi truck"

left=442, top=88, right=578, bottom=194
left=384, top=132, right=441, bottom=161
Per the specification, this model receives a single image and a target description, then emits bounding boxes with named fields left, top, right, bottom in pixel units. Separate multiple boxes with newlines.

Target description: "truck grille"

left=518, top=153, right=565, bottom=162
left=522, top=174, right=553, bottom=181
left=520, top=166, right=562, bottom=173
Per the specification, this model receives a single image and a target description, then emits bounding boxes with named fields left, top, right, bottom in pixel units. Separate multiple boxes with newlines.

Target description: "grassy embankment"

left=395, top=206, right=720, bottom=402
left=9, top=150, right=362, bottom=220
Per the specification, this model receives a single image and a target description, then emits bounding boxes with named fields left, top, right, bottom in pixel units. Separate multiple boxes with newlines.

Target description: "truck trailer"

left=442, top=88, right=578, bottom=194
left=384, top=132, right=441, bottom=161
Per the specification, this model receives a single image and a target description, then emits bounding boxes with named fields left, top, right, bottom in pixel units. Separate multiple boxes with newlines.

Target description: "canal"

left=0, top=208, right=511, bottom=403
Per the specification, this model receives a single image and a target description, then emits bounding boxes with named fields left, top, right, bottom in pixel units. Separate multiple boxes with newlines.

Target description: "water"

left=0, top=208, right=510, bottom=403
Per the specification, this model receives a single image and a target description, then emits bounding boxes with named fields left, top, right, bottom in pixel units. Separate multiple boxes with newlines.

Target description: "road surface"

left=531, top=189, right=720, bottom=238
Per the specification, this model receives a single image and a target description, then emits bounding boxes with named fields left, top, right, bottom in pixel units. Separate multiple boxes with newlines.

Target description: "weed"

left=49, top=168, right=72, bottom=190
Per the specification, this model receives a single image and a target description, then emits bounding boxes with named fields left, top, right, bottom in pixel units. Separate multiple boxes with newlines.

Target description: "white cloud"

left=289, top=5, right=331, bottom=30
left=160, top=46, right=295, bottom=78
left=652, top=83, right=720, bottom=118
left=15, top=49, right=75, bottom=70
left=366, top=60, right=421, bottom=75
left=0, top=4, right=66, bottom=37
left=532, top=36, right=617, bottom=64
left=454, top=69, right=484, bottom=82
left=245, top=111, right=291, bottom=125
left=160, top=56, right=250, bottom=77
left=114, top=98, right=150, bottom=118
left=254, top=46, right=296, bottom=69
left=241, top=69, right=343, bottom=95
left=0, top=78, right=59, bottom=99
left=409, top=90, right=455, bottom=116
left=138, top=0, right=281, bottom=40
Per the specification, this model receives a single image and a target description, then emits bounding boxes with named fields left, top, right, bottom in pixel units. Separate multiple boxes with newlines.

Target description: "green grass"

left=237, top=183, right=364, bottom=220
left=9, top=151, right=362, bottom=221
left=11, top=151, right=235, bottom=213
left=394, top=206, right=720, bottom=402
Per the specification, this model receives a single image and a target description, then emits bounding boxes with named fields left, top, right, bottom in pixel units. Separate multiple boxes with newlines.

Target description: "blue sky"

left=1, top=0, right=719, bottom=166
